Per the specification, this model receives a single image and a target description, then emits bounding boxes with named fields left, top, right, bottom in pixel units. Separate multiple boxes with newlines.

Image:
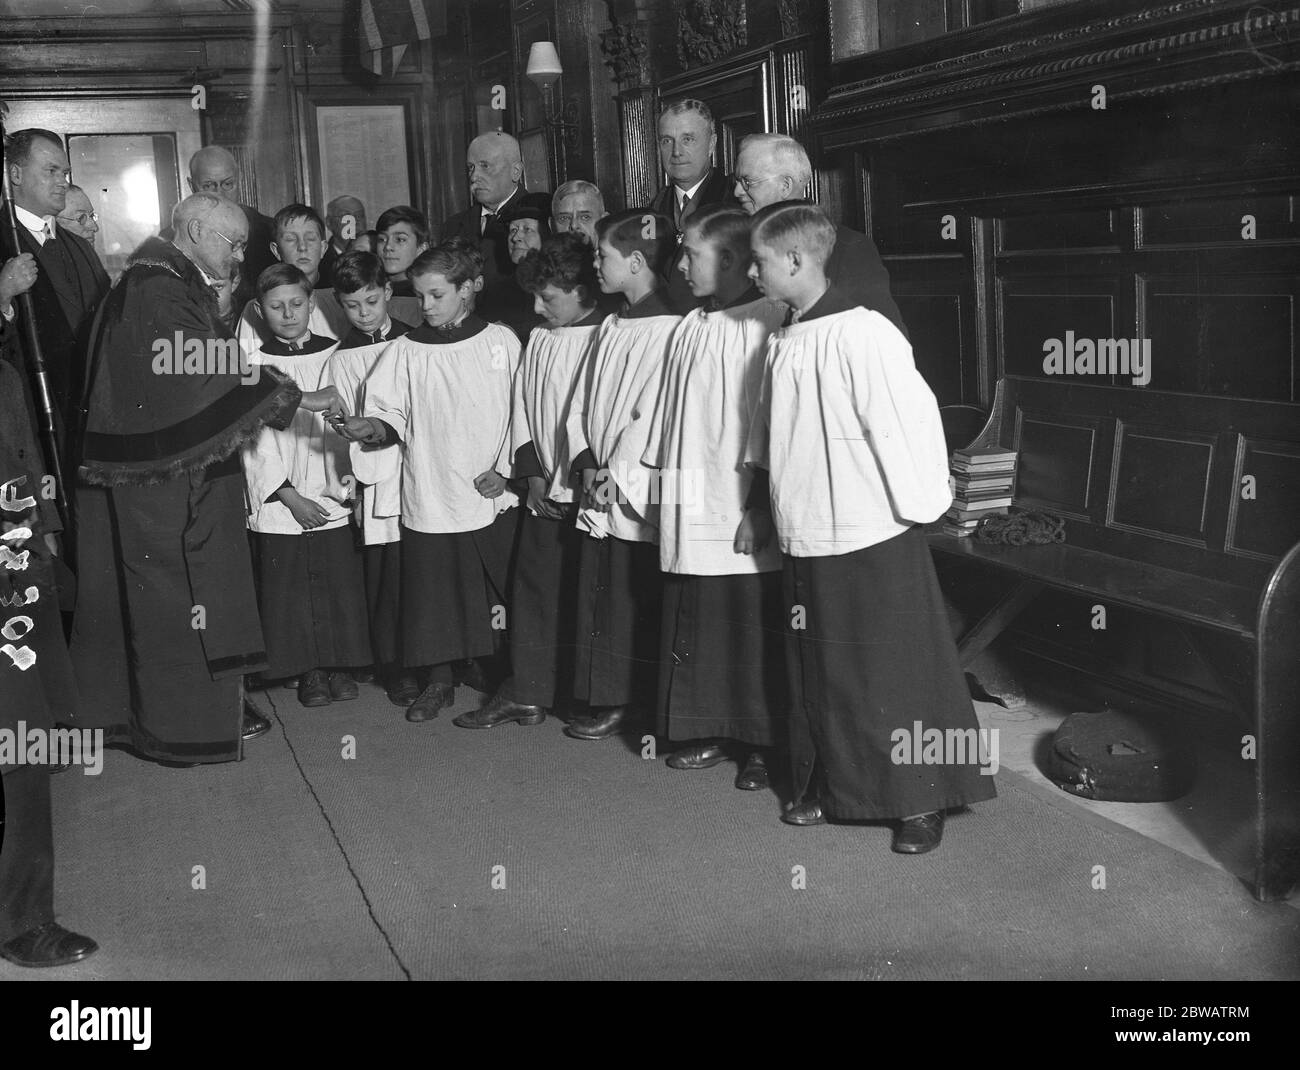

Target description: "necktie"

left=482, top=210, right=496, bottom=237
left=675, top=193, right=690, bottom=229
left=43, top=219, right=55, bottom=244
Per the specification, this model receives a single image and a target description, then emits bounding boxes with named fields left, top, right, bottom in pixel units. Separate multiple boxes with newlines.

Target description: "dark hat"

left=502, top=193, right=553, bottom=234
left=1047, top=709, right=1197, bottom=802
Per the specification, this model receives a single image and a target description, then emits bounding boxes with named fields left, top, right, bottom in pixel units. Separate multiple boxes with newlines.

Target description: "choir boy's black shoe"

left=892, top=811, right=945, bottom=854
left=780, top=800, right=827, bottom=826
left=327, top=672, right=359, bottom=702
left=453, top=693, right=547, bottom=729
left=735, top=750, right=770, bottom=791
left=563, top=705, right=626, bottom=740
left=385, top=674, right=421, bottom=707
left=406, top=681, right=455, bottom=722
left=298, top=670, right=332, bottom=707
left=666, top=740, right=729, bottom=770
left=0, top=922, right=98, bottom=968
left=241, top=702, right=272, bottom=740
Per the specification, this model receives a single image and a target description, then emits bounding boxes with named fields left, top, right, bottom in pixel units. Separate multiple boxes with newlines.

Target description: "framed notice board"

left=306, top=100, right=416, bottom=221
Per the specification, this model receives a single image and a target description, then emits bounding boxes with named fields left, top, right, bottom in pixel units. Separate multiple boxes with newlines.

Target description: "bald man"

left=72, top=193, right=301, bottom=766
left=438, top=131, right=530, bottom=322
left=733, top=133, right=905, bottom=337
left=181, top=146, right=276, bottom=305
left=319, top=195, right=367, bottom=287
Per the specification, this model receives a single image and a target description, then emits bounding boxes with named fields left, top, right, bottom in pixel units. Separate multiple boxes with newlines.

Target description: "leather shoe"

left=892, top=811, right=945, bottom=854
left=734, top=750, right=770, bottom=791
left=453, top=692, right=546, bottom=729
left=406, top=681, right=455, bottom=722
left=0, top=922, right=98, bottom=968
left=781, top=799, right=827, bottom=826
left=666, top=740, right=728, bottom=770
left=385, top=673, right=421, bottom=707
left=298, top=669, right=331, bottom=707
left=241, top=702, right=271, bottom=740
left=327, top=671, right=359, bottom=702
left=563, top=705, right=626, bottom=740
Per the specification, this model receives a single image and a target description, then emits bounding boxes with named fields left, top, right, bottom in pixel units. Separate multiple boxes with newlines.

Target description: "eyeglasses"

left=196, top=177, right=239, bottom=194
left=735, top=174, right=777, bottom=193
left=207, top=225, right=247, bottom=255
left=57, top=210, right=98, bottom=227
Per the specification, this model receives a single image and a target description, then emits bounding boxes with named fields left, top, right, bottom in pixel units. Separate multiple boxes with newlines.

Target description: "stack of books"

left=943, top=447, right=1018, bottom=537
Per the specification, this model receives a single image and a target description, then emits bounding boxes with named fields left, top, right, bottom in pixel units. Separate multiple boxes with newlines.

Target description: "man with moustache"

left=648, top=99, right=735, bottom=311
left=551, top=179, right=607, bottom=245
left=732, top=132, right=906, bottom=337
left=70, top=193, right=301, bottom=766
left=0, top=129, right=110, bottom=470
left=439, top=131, right=530, bottom=323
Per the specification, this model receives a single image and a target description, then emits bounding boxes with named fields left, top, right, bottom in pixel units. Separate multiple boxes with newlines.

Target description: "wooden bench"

left=929, top=375, right=1300, bottom=901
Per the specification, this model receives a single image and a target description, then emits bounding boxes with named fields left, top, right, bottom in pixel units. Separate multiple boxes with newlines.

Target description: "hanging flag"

left=358, top=0, right=447, bottom=77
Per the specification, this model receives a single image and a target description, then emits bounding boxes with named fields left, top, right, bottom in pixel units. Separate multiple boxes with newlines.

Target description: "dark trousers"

left=572, top=535, right=661, bottom=708
left=499, top=507, right=581, bottom=708
left=0, top=767, right=55, bottom=943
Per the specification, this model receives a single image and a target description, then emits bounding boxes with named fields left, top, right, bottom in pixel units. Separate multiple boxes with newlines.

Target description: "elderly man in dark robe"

left=732, top=132, right=907, bottom=338
left=69, top=193, right=301, bottom=765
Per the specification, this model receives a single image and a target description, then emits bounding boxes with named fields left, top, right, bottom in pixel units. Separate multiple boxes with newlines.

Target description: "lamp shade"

left=526, top=41, right=563, bottom=90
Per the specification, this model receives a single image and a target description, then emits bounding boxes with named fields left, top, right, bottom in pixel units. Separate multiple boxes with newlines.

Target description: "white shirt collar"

left=676, top=171, right=710, bottom=206
left=481, top=189, right=519, bottom=217
left=15, top=203, right=55, bottom=241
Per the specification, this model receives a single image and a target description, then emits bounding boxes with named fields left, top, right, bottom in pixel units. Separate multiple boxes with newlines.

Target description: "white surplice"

left=241, top=335, right=352, bottom=535
left=744, top=306, right=953, bottom=557
left=510, top=319, right=602, bottom=510
left=566, top=310, right=681, bottom=541
left=362, top=323, right=521, bottom=534
left=330, top=336, right=402, bottom=545
left=643, top=295, right=786, bottom=575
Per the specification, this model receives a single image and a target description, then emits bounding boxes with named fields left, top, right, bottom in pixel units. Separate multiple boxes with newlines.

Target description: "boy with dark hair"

left=237, top=203, right=349, bottom=353
left=241, top=263, right=370, bottom=708
left=339, top=243, right=520, bottom=723
left=743, top=202, right=996, bottom=852
left=454, top=232, right=602, bottom=730
left=375, top=205, right=430, bottom=325
left=327, top=251, right=418, bottom=706
left=562, top=209, right=679, bottom=741
left=644, top=205, right=787, bottom=790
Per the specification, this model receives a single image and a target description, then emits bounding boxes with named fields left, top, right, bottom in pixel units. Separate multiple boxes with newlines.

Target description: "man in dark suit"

left=732, top=132, right=907, bottom=338
left=647, top=99, right=735, bottom=311
left=438, top=131, right=530, bottom=323
left=319, top=194, right=367, bottom=288
left=181, top=146, right=276, bottom=306
left=1, top=128, right=110, bottom=469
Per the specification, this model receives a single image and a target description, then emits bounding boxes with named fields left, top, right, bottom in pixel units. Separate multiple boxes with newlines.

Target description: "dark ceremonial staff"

left=0, top=99, right=73, bottom=534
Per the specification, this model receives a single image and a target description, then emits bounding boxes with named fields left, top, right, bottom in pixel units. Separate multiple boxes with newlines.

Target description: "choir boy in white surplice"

left=240, top=264, right=371, bottom=709
left=236, top=205, right=350, bottom=357
left=325, top=250, right=418, bottom=709
left=742, top=203, right=996, bottom=855
left=562, top=209, right=681, bottom=743
left=452, top=233, right=603, bottom=732
left=340, top=243, right=521, bottom=725
left=641, top=206, right=788, bottom=793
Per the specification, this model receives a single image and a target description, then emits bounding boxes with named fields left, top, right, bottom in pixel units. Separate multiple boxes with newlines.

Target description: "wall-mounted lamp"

left=526, top=41, right=581, bottom=184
